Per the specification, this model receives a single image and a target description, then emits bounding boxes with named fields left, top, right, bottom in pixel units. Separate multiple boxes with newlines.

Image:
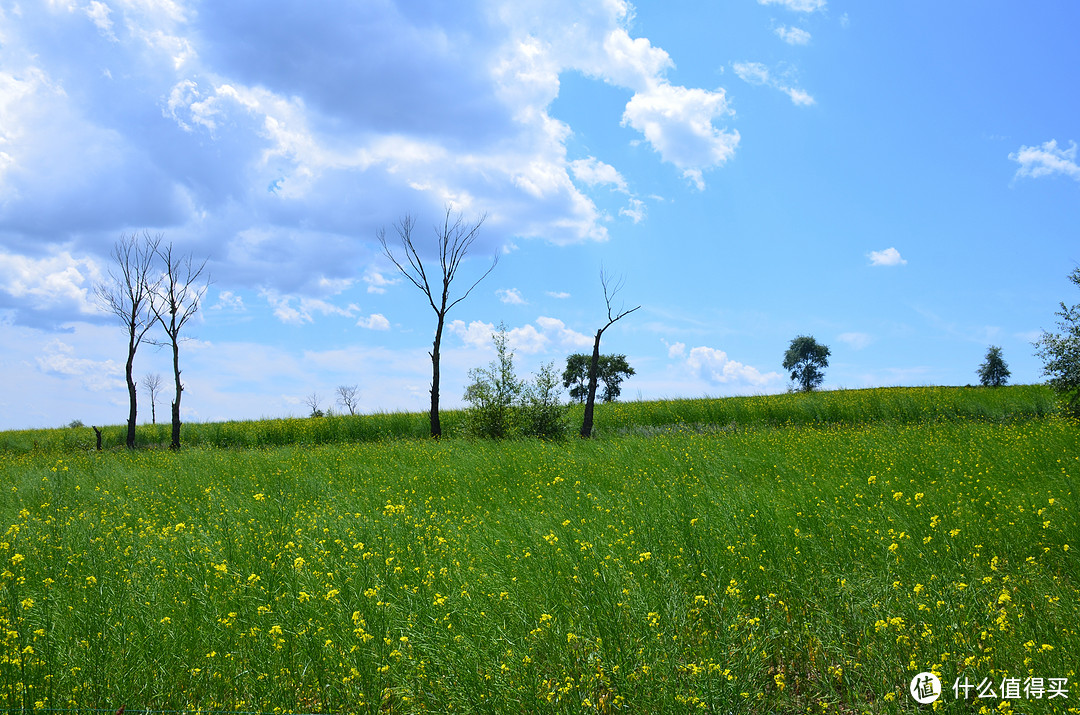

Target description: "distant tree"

left=95, top=232, right=161, bottom=449
left=1034, top=267, right=1080, bottom=415
left=149, top=242, right=210, bottom=450
left=379, top=206, right=497, bottom=438
left=580, top=271, right=640, bottom=438
left=66, top=419, right=85, bottom=429
left=977, top=346, right=1010, bottom=387
left=783, top=335, right=831, bottom=393
left=563, top=353, right=635, bottom=403
left=336, top=385, right=360, bottom=415
left=143, top=372, right=163, bottom=424
left=304, top=393, right=324, bottom=418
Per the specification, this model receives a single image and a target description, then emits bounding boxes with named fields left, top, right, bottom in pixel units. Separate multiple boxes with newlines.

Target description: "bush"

left=464, top=325, right=568, bottom=439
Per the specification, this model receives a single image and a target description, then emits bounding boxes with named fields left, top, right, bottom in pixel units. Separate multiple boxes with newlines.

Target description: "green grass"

left=0, top=384, right=1060, bottom=453
left=0, top=386, right=1076, bottom=713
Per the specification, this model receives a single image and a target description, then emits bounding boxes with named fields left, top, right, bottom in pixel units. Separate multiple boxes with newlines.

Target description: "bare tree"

left=149, top=242, right=210, bottom=450
left=580, top=270, right=640, bottom=438
left=304, top=392, right=324, bottom=418
left=143, top=372, right=163, bottom=425
left=95, top=232, right=161, bottom=449
left=336, top=385, right=360, bottom=415
left=378, top=206, right=497, bottom=438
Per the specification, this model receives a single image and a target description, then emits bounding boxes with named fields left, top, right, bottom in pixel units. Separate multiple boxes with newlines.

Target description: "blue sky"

left=0, top=0, right=1077, bottom=430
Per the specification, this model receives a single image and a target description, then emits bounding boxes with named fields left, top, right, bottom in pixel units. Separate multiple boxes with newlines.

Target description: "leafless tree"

left=95, top=232, right=161, bottom=449
left=336, top=385, right=360, bottom=416
left=143, top=372, right=163, bottom=425
left=580, top=270, right=640, bottom=438
left=304, top=392, right=323, bottom=418
left=378, top=205, right=497, bottom=438
left=149, top=242, right=210, bottom=450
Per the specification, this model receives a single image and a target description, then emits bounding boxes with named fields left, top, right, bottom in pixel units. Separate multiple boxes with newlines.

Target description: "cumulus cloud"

left=667, top=341, right=686, bottom=358
left=733, top=62, right=815, bottom=106
left=684, top=346, right=782, bottom=388
left=356, top=313, right=390, bottom=330
left=867, top=247, right=907, bottom=267
left=570, top=157, right=628, bottom=192
left=1009, top=140, right=1080, bottom=182
left=622, top=84, right=740, bottom=189
left=450, top=315, right=591, bottom=354
left=496, top=288, right=527, bottom=304
left=0, top=250, right=102, bottom=317
left=775, top=26, right=811, bottom=45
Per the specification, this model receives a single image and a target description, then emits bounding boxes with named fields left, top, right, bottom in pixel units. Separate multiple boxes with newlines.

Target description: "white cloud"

left=449, top=319, right=498, bottom=350
left=210, top=290, right=245, bottom=312
left=837, top=332, right=872, bottom=350
left=1009, top=140, right=1080, bottom=182
left=450, top=315, right=591, bottom=354
left=363, top=269, right=400, bottom=295
left=619, top=198, right=647, bottom=223
left=496, top=287, right=527, bottom=304
left=684, top=346, right=783, bottom=388
left=867, top=247, right=907, bottom=267
left=667, top=341, right=686, bottom=358
left=356, top=313, right=390, bottom=330
left=0, top=250, right=102, bottom=315
left=36, top=339, right=123, bottom=392
left=622, top=84, right=740, bottom=189
left=84, top=1, right=116, bottom=41
left=733, top=62, right=815, bottom=106
left=758, top=0, right=827, bottom=11
left=775, top=26, right=811, bottom=45
left=259, top=289, right=359, bottom=325
left=534, top=316, right=593, bottom=349
left=546, top=291, right=571, bottom=299
left=570, top=157, right=628, bottom=191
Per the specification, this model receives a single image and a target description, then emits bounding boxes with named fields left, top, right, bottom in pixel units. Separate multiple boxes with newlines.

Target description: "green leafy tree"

left=977, top=346, right=1010, bottom=387
left=1034, top=267, right=1080, bottom=415
left=783, top=335, right=831, bottom=393
left=563, top=353, right=635, bottom=403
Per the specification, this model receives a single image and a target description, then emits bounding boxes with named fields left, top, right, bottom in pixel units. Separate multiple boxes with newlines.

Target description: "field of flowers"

left=0, top=388, right=1076, bottom=713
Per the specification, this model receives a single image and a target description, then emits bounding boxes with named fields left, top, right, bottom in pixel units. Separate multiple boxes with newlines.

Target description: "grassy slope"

left=0, top=384, right=1061, bottom=453
left=0, top=386, right=1075, bottom=713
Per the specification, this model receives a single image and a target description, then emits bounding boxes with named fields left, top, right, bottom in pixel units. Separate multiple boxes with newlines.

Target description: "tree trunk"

left=170, top=338, right=182, bottom=450
left=430, top=315, right=444, bottom=438
left=125, top=334, right=137, bottom=449
left=579, top=329, right=603, bottom=438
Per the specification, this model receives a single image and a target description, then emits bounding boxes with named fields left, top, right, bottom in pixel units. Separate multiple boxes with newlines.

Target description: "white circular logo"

left=909, top=672, right=942, bottom=704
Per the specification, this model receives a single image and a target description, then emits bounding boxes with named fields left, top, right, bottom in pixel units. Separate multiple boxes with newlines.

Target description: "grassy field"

left=0, top=386, right=1076, bottom=713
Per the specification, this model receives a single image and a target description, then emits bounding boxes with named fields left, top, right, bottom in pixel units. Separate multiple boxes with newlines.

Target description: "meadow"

left=0, top=386, right=1076, bottom=713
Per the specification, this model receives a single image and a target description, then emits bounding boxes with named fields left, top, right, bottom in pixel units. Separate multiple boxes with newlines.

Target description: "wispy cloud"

left=758, top=0, right=826, bottom=11
left=837, top=332, right=872, bottom=350
left=733, top=62, right=815, bottom=106
left=775, top=26, right=811, bottom=45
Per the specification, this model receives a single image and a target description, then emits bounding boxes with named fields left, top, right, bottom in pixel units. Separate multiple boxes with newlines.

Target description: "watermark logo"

left=910, top=672, right=942, bottom=704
